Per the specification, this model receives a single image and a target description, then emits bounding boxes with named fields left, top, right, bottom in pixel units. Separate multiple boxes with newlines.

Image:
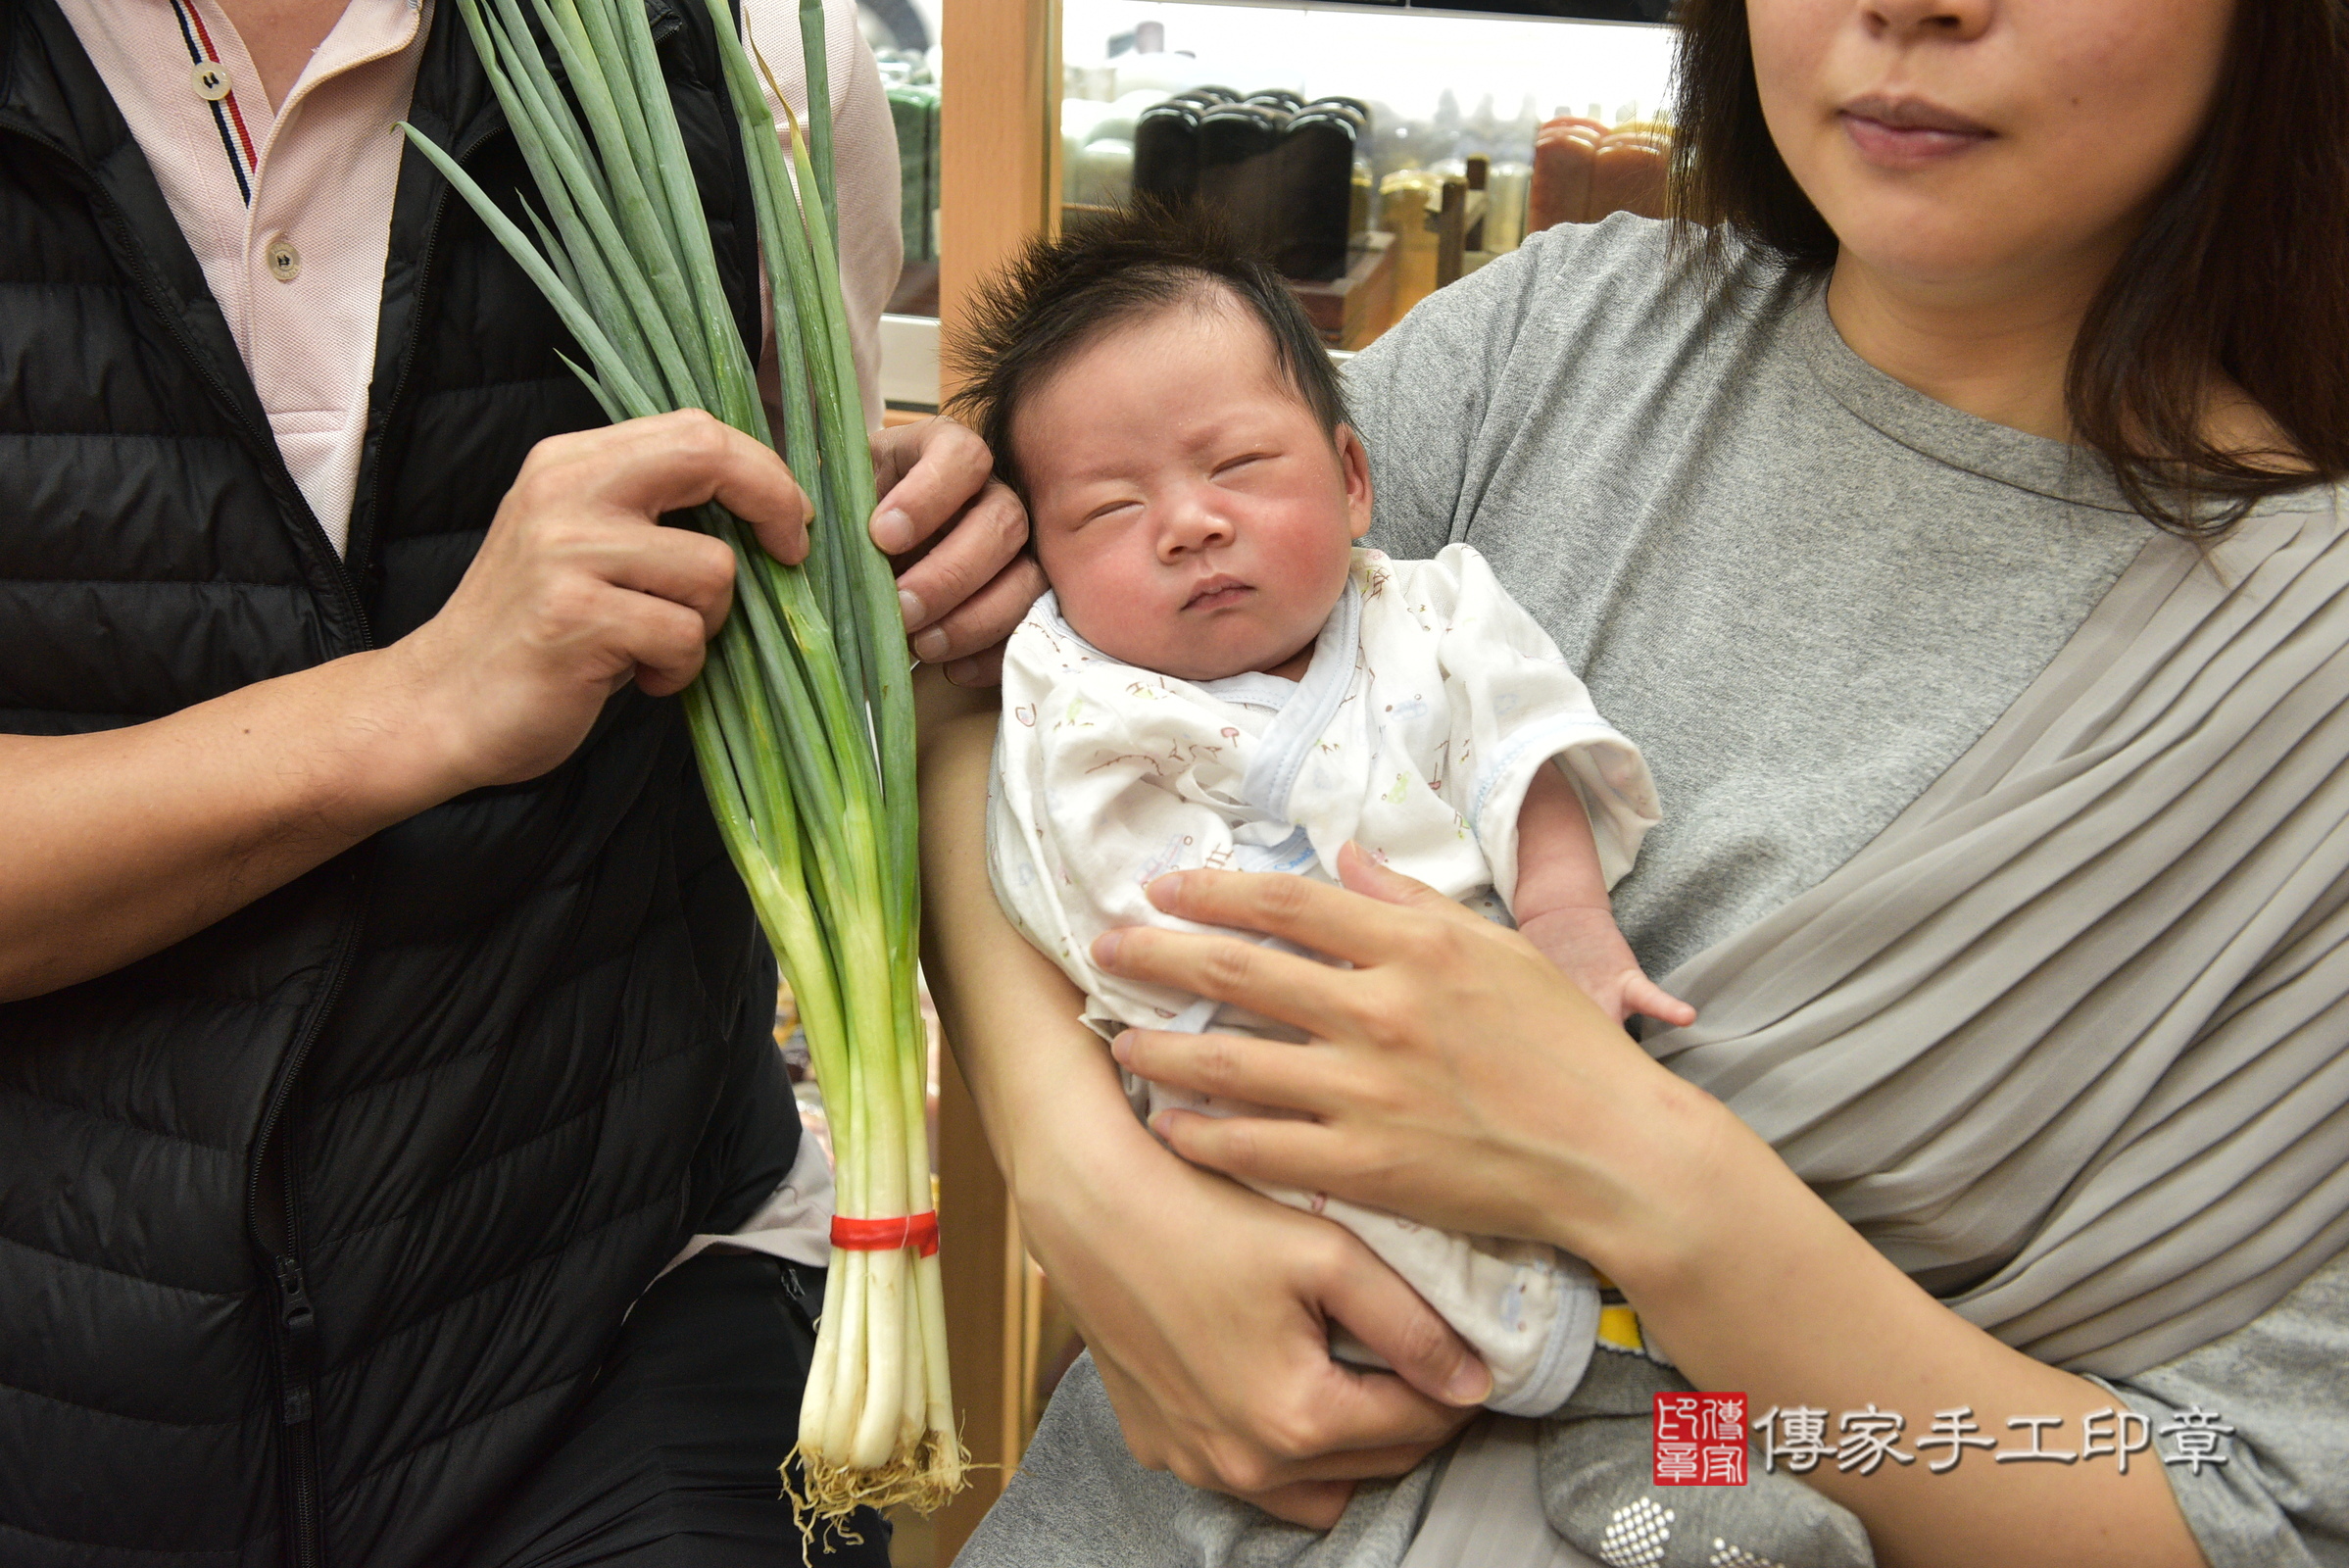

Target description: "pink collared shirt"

left=57, top=0, right=901, bottom=553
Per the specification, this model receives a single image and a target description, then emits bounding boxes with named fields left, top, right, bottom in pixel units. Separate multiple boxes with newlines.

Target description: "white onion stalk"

left=401, top=0, right=961, bottom=1528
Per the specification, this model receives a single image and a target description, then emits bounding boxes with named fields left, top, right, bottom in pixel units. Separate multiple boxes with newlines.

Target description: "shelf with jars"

left=1057, top=0, right=1676, bottom=347
left=884, top=0, right=1678, bottom=407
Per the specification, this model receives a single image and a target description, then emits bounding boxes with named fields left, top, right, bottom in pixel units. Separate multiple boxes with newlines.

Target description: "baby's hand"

left=1516, top=905, right=1695, bottom=1029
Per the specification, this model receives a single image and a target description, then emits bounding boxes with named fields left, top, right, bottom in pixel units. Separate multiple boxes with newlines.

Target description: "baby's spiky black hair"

left=944, top=202, right=1350, bottom=500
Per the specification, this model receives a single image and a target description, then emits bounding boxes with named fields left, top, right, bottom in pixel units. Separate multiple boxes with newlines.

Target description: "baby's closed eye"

left=1076, top=496, right=1142, bottom=526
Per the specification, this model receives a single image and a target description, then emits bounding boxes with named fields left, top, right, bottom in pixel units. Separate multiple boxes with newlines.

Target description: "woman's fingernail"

left=911, top=626, right=950, bottom=662
left=1444, top=1361, right=1494, bottom=1406
left=873, top=507, right=913, bottom=553
left=1110, top=1030, right=1135, bottom=1063
left=1148, top=871, right=1186, bottom=906
left=1092, top=930, right=1124, bottom=967
left=898, top=588, right=925, bottom=627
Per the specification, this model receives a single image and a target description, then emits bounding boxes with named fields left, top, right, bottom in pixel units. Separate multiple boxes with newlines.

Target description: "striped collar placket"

left=168, top=0, right=255, bottom=203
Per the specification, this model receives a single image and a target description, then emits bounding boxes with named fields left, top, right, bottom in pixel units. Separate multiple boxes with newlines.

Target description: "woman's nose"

left=1862, top=0, right=1991, bottom=43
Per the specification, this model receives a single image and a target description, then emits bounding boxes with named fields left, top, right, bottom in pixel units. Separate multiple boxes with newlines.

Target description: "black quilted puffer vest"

left=0, top=2, right=798, bottom=1564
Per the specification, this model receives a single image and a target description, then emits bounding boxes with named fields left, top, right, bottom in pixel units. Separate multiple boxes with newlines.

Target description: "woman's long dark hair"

left=1670, top=0, right=2349, bottom=535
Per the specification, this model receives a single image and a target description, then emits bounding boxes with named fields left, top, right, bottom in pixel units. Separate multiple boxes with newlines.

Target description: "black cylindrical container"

left=1174, top=84, right=1242, bottom=107
left=1299, top=98, right=1374, bottom=243
left=1132, top=101, right=1203, bottom=205
left=1243, top=88, right=1306, bottom=115
left=1268, top=109, right=1359, bottom=280
left=1302, top=95, right=1372, bottom=128
left=1196, top=102, right=1287, bottom=256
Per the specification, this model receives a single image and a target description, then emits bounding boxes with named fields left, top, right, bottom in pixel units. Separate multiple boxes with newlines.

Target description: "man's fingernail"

left=912, top=626, right=949, bottom=662
left=873, top=507, right=912, bottom=553
left=899, top=588, right=925, bottom=627
left=1148, top=871, right=1186, bottom=905
left=1110, top=1030, right=1135, bottom=1063
left=1092, top=930, right=1124, bottom=967
left=1444, top=1362, right=1493, bottom=1406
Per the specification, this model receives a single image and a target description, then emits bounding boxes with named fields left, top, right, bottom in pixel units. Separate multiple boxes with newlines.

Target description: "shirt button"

left=266, top=238, right=302, bottom=282
left=193, top=63, right=232, bottom=101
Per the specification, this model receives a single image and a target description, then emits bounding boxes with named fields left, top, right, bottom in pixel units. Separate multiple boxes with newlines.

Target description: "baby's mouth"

left=1184, top=575, right=1253, bottom=612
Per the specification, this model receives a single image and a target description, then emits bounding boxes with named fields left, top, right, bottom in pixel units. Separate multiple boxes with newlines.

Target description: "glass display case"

left=1059, top=1, right=1676, bottom=346
left=877, top=0, right=1676, bottom=417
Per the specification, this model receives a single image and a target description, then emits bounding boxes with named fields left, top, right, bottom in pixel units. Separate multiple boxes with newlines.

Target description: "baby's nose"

left=1160, top=500, right=1236, bottom=557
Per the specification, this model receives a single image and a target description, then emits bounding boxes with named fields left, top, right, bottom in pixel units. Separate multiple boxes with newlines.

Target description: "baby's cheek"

left=1052, top=551, right=1175, bottom=665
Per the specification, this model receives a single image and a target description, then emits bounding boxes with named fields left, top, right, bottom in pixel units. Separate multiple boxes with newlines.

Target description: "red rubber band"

left=830, top=1211, right=939, bottom=1257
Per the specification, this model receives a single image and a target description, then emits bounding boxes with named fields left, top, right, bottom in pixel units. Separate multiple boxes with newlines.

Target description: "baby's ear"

left=1335, top=423, right=1375, bottom=540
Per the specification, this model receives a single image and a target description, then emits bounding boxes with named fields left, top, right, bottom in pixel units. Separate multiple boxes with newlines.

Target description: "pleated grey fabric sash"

left=1651, top=490, right=2349, bottom=1379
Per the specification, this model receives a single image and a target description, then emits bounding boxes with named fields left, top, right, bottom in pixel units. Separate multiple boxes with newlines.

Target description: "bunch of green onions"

left=402, top=0, right=960, bottom=1522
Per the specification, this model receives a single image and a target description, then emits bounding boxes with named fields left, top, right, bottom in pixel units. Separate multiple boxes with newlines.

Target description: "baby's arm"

left=1512, top=762, right=1694, bottom=1028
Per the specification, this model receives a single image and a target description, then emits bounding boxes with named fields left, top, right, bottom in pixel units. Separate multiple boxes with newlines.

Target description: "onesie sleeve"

left=988, top=609, right=1251, bottom=1039
left=1415, top=543, right=1661, bottom=906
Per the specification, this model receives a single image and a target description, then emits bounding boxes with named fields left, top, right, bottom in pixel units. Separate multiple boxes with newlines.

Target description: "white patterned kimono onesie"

left=988, top=544, right=1663, bottom=1415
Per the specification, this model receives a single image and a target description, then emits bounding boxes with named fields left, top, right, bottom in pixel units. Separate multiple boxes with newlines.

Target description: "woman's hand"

left=1017, top=1114, right=1491, bottom=1528
left=868, top=416, right=1043, bottom=685
left=1100, top=844, right=1730, bottom=1274
left=1098, top=847, right=2209, bottom=1568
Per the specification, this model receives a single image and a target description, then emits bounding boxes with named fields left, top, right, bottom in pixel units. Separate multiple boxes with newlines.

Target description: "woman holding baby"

left=921, top=0, right=2349, bottom=1564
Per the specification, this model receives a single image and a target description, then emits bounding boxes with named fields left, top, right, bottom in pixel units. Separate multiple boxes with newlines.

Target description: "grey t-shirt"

left=1349, top=215, right=2153, bottom=978
left=959, top=219, right=2344, bottom=1568
left=1346, top=216, right=2343, bottom=1564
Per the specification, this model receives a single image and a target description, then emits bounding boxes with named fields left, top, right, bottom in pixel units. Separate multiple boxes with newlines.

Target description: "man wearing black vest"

left=0, top=0, right=1036, bottom=1563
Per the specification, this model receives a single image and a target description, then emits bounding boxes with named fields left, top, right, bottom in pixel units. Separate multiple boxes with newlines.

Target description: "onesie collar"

left=1031, top=567, right=1367, bottom=823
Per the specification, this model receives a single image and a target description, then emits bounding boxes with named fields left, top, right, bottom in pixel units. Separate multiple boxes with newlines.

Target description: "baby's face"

left=1012, top=298, right=1371, bottom=683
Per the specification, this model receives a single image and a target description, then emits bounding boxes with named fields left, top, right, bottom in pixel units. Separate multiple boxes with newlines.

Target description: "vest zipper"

left=273, top=1256, right=324, bottom=1568
left=247, top=906, right=361, bottom=1568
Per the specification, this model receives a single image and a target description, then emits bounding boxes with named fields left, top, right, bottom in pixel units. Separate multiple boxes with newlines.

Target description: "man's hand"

left=0, top=409, right=809, bottom=1001
left=868, top=416, right=1043, bottom=685
left=389, top=410, right=811, bottom=791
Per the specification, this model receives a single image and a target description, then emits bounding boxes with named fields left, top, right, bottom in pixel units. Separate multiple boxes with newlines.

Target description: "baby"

left=954, top=207, right=1691, bottom=1417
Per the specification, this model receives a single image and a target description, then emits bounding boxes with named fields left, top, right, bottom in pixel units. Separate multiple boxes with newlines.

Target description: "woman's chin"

left=1818, top=198, right=2089, bottom=303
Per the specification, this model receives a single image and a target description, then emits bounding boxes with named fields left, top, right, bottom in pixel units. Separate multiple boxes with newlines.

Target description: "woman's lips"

left=1838, top=94, right=1993, bottom=168
left=1184, top=577, right=1253, bottom=612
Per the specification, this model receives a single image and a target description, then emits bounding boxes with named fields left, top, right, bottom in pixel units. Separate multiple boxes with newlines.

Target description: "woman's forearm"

left=914, top=665, right=1141, bottom=1189
left=0, top=649, right=461, bottom=1002
left=1606, top=1105, right=2206, bottom=1568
